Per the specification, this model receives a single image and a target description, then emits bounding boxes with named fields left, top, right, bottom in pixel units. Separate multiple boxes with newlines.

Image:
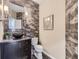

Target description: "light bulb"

left=25, top=11, right=28, bottom=16
left=24, top=6, right=28, bottom=16
left=4, top=5, right=8, bottom=12
left=46, top=18, right=50, bottom=21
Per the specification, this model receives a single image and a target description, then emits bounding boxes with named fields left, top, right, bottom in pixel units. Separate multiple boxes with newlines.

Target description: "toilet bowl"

left=34, top=45, right=43, bottom=59
left=34, top=45, right=43, bottom=53
left=32, top=37, right=43, bottom=59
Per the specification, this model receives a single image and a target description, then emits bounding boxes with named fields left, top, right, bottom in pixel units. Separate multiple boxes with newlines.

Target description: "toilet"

left=34, top=45, right=43, bottom=59
left=32, top=37, right=38, bottom=45
left=32, top=37, right=43, bottom=59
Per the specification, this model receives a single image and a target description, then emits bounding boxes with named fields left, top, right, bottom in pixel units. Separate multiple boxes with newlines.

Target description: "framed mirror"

left=2, top=0, right=28, bottom=39
left=1, top=0, right=39, bottom=39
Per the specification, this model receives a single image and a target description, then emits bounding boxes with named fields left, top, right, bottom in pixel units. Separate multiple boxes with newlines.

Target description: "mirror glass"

left=1, top=0, right=39, bottom=39
left=8, top=1, right=23, bottom=31
left=3, top=0, right=29, bottom=39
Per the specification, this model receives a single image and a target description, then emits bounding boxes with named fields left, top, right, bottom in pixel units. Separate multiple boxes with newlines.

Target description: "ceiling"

left=9, top=2, right=24, bottom=12
left=9, top=0, right=43, bottom=7
left=32, top=0, right=44, bottom=4
left=9, top=0, right=43, bottom=4
left=6, top=0, right=43, bottom=12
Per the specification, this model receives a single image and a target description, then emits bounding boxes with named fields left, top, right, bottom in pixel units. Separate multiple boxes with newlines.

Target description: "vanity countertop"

left=0, top=37, right=31, bottom=43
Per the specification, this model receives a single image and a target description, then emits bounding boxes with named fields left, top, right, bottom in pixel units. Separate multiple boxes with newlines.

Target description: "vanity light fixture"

left=0, top=0, right=9, bottom=19
left=24, top=6, right=28, bottom=16
left=4, top=5, right=9, bottom=17
left=25, top=11, right=28, bottom=16
left=4, top=5, right=9, bottom=12
left=0, top=4, right=9, bottom=12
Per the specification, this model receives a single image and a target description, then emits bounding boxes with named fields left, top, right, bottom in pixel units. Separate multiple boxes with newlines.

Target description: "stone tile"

left=66, top=0, right=78, bottom=59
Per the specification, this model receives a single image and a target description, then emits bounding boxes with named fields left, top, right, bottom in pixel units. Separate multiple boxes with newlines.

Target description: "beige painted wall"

left=0, top=21, right=3, bottom=40
left=39, top=0, right=65, bottom=59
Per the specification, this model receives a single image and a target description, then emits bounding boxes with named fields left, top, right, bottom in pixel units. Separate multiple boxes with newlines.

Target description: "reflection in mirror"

left=3, top=0, right=29, bottom=39
left=2, top=0, right=39, bottom=40
left=8, top=2, right=24, bottom=31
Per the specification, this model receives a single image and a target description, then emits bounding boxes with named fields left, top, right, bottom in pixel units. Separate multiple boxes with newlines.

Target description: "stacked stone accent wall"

left=66, top=0, right=78, bottom=59
left=23, top=0, right=39, bottom=38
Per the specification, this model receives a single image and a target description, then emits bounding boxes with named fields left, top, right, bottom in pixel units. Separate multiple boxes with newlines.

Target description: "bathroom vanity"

left=0, top=38, right=31, bottom=59
left=0, top=0, right=39, bottom=59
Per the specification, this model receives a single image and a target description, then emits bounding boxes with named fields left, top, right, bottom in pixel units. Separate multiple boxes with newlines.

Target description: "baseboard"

left=43, top=50, right=56, bottom=59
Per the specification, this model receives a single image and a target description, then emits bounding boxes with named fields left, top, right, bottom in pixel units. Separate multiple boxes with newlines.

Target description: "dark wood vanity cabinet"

left=0, top=39, right=31, bottom=59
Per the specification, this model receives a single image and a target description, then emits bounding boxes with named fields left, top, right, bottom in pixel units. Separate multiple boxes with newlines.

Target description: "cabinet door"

left=2, top=40, right=31, bottom=59
left=0, top=44, right=1, bottom=59
left=2, top=42, right=20, bottom=59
